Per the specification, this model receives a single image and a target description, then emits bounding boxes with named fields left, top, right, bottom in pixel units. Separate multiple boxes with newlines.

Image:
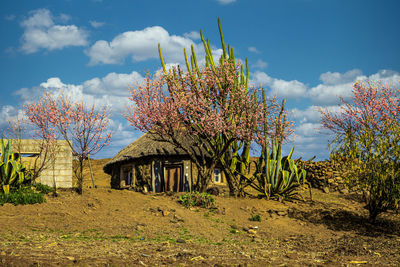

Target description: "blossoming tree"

left=24, top=91, right=112, bottom=194
left=319, top=81, right=400, bottom=221
left=125, top=20, right=291, bottom=193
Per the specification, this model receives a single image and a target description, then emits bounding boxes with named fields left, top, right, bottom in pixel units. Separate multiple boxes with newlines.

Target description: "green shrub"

left=179, top=191, right=216, bottom=209
left=0, top=186, right=46, bottom=205
left=249, top=214, right=261, bottom=222
left=33, top=183, right=54, bottom=194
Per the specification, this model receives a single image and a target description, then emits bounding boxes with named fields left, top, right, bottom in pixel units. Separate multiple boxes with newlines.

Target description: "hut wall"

left=110, top=159, right=151, bottom=190
left=135, top=160, right=152, bottom=191
left=190, top=162, right=228, bottom=188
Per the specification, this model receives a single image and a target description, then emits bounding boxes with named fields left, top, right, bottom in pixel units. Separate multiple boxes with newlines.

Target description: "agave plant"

left=244, top=140, right=308, bottom=201
left=0, top=138, right=31, bottom=194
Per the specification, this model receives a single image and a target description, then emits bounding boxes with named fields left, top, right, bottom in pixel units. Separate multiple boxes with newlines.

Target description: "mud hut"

left=103, top=132, right=226, bottom=192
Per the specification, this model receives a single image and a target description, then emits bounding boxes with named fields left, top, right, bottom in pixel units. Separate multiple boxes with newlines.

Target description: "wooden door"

left=164, top=165, right=182, bottom=192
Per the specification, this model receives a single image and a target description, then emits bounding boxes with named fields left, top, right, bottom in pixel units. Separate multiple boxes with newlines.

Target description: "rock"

left=149, top=208, right=156, bottom=213
left=66, top=256, right=75, bottom=261
left=248, top=229, right=257, bottom=235
left=136, top=224, right=146, bottom=231
left=339, top=188, right=349, bottom=194
left=162, top=210, right=170, bottom=216
left=176, top=238, right=186, bottom=243
left=230, top=224, right=239, bottom=230
left=268, top=212, right=278, bottom=219
left=322, top=187, right=330, bottom=193
left=276, top=210, right=287, bottom=216
left=215, top=207, right=226, bottom=215
left=173, top=214, right=184, bottom=222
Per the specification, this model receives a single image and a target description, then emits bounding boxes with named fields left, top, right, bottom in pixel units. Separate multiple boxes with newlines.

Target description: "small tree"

left=24, top=91, right=112, bottom=194
left=319, top=81, right=400, bottom=222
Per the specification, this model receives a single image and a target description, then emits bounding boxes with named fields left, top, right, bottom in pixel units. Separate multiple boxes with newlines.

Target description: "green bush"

left=249, top=214, right=261, bottom=222
left=33, top=183, right=54, bottom=194
left=0, top=186, right=46, bottom=205
left=179, top=191, right=216, bottom=209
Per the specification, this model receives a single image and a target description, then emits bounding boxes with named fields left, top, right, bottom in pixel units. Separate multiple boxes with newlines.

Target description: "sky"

left=1, top=0, right=400, bottom=160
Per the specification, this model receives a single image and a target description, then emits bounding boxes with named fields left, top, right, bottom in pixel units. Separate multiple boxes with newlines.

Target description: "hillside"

left=0, top=159, right=399, bottom=266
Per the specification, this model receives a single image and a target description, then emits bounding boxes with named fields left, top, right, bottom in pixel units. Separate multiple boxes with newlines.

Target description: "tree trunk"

left=195, top=167, right=213, bottom=192
left=76, top=158, right=84, bottom=195
left=223, top=169, right=240, bottom=196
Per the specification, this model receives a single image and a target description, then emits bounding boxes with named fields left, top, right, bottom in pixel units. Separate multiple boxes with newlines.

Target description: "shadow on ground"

left=288, top=201, right=400, bottom=237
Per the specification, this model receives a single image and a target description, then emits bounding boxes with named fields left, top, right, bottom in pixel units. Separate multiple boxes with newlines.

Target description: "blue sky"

left=1, top=0, right=400, bottom=160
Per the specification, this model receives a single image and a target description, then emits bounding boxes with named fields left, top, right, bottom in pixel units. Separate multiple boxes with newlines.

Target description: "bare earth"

left=0, top=159, right=399, bottom=266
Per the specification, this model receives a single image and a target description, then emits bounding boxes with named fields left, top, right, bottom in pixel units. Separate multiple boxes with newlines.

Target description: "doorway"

left=164, top=164, right=183, bottom=192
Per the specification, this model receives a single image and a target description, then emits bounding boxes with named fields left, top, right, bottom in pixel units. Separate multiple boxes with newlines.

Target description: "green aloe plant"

left=0, top=138, right=31, bottom=194
left=245, top=140, right=307, bottom=200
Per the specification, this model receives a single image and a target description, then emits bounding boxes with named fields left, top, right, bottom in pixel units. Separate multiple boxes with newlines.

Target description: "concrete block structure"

left=9, top=139, right=73, bottom=188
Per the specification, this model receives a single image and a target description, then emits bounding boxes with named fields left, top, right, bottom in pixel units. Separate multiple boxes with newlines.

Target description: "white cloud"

left=85, top=26, right=207, bottom=65
left=83, top=71, right=144, bottom=96
left=217, top=0, right=237, bottom=4
left=183, top=31, right=201, bottom=40
left=0, top=105, right=25, bottom=128
left=308, top=69, right=400, bottom=105
left=58, top=13, right=71, bottom=23
left=248, top=46, right=260, bottom=54
left=296, top=122, right=320, bottom=137
left=319, top=69, right=362, bottom=85
left=20, top=9, right=88, bottom=54
left=253, top=59, right=267, bottom=69
left=90, top=20, right=105, bottom=28
left=251, top=71, right=307, bottom=98
left=15, top=71, right=144, bottom=114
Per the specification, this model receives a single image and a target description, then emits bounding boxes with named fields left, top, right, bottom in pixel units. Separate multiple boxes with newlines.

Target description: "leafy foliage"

left=179, top=192, right=216, bottom=209
left=33, top=183, right=54, bottom=194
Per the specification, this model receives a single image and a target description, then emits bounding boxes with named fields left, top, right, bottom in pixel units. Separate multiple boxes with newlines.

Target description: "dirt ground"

left=0, top=159, right=399, bottom=266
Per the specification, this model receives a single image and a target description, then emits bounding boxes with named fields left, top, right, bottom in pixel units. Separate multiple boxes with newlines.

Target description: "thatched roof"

left=103, top=132, right=206, bottom=174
